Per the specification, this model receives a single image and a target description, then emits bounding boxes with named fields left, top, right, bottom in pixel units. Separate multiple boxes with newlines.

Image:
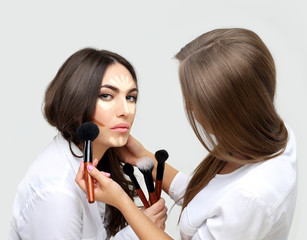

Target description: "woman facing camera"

left=9, top=48, right=167, bottom=240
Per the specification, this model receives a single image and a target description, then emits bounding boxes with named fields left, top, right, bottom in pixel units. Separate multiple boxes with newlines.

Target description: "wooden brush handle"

left=84, top=162, right=95, bottom=203
left=155, top=180, right=162, bottom=200
left=136, top=189, right=150, bottom=208
left=149, top=191, right=158, bottom=205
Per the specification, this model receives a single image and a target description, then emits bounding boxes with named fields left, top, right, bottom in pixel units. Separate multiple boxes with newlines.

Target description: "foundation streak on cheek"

left=98, top=98, right=115, bottom=111
left=93, top=100, right=112, bottom=127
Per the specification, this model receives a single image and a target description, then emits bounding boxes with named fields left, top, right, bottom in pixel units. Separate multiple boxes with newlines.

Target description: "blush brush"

left=123, top=163, right=150, bottom=208
left=76, top=122, right=99, bottom=203
left=136, top=157, right=157, bottom=205
left=155, top=149, right=169, bottom=200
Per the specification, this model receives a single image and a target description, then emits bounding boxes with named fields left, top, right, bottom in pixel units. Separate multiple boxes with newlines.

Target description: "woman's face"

left=93, top=63, right=138, bottom=148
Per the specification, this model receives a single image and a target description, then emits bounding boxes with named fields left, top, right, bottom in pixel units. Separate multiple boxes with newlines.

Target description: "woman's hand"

left=75, top=162, right=168, bottom=228
left=75, top=161, right=125, bottom=208
left=119, top=135, right=155, bottom=166
left=142, top=198, right=168, bottom=230
left=75, top=162, right=172, bottom=240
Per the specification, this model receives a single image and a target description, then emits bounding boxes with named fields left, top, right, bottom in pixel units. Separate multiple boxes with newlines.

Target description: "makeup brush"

left=123, top=163, right=150, bottom=208
left=136, top=157, right=157, bottom=205
left=76, top=122, right=99, bottom=203
left=155, top=149, right=169, bottom=200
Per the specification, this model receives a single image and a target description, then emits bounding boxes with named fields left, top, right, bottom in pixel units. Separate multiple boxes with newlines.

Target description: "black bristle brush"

left=123, top=163, right=150, bottom=208
left=136, top=157, right=157, bottom=205
left=76, top=122, right=99, bottom=203
left=155, top=149, right=169, bottom=200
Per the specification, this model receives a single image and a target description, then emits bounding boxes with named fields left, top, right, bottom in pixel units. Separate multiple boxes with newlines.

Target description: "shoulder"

left=24, top=134, right=79, bottom=182
left=239, top=124, right=297, bottom=209
left=14, top=134, right=83, bottom=213
left=212, top=126, right=298, bottom=229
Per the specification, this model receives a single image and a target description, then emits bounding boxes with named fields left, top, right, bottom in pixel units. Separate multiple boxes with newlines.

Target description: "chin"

left=108, top=136, right=128, bottom=147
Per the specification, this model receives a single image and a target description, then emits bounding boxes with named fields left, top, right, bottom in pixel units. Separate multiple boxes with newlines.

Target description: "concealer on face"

left=92, top=63, right=138, bottom=155
left=97, top=74, right=136, bottom=114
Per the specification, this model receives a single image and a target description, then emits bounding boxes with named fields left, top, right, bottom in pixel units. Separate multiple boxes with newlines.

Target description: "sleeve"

left=17, top=188, right=83, bottom=240
left=168, top=172, right=190, bottom=205
left=195, top=188, right=273, bottom=240
left=111, top=225, right=138, bottom=240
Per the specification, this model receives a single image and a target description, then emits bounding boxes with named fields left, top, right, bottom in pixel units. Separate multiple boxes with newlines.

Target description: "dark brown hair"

left=44, top=48, right=137, bottom=236
left=175, top=28, right=288, bottom=213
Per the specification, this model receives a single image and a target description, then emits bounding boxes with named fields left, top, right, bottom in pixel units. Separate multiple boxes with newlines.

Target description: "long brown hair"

left=44, top=48, right=137, bottom=236
left=175, top=28, right=288, bottom=213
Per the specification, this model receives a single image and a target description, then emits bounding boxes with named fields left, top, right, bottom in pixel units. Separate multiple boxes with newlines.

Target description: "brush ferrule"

left=142, top=171, right=155, bottom=193
left=129, top=174, right=141, bottom=190
left=156, top=162, right=165, bottom=181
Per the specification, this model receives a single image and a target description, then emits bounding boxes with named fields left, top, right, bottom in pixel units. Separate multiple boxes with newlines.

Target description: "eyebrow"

left=100, top=84, right=138, bottom=94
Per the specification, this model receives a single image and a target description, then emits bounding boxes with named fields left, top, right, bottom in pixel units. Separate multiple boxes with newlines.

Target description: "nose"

left=116, top=98, right=130, bottom=118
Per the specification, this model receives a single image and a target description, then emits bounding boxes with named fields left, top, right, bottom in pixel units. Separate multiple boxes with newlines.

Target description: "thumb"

left=86, top=164, right=105, bottom=183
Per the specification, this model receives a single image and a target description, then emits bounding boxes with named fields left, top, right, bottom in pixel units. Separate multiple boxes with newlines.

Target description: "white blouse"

left=169, top=125, right=297, bottom=240
left=9, top=134, right=138, bottom=240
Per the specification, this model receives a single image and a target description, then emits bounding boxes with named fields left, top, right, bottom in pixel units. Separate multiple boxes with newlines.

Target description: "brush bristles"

left=123, top=163, right=134, bottom=176
left=155, top=149, right=169, bottom=163
left=136, top=157, right=154, bottom=172
left=76, top=122, right=99, bottom=141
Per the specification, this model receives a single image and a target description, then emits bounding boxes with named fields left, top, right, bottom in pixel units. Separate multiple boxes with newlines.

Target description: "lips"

left=111, top=123, right=130, bottom=133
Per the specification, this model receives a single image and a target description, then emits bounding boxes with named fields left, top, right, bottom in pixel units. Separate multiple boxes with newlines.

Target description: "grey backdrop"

left=1, top=0, right=306, bottom=239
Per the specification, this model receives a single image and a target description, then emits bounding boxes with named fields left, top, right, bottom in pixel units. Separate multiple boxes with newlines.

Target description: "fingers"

left=75, top=161, right=110, bottom=191
left=143, top=198, right=166, bottom=215
left=86, top=165, right=104, bottom=182
left=93, top=158, right=99, bottom=167
left=143, top=198, right=168, bottom=229
left=86, top=165, right=111, bottom=184
left=154, top=198, right=167, bottom=212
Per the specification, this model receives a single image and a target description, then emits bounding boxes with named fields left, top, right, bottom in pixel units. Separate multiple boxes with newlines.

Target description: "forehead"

left=102, top=63, right=136, bottom=87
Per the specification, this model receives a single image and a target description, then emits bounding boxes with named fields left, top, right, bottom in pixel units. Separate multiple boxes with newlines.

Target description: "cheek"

left=93, top=101, right=114, bottom=127
left=128, top=104, right=136, bottom=116
left=98, top=99, right=115, bottom=111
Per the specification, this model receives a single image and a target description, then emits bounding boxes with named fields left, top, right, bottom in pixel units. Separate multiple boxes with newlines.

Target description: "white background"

left=1, top=0, right=306, bottom=239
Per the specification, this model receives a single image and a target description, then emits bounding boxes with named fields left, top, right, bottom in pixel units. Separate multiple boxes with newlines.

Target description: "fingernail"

left=87, top=164, right=94, bottom=171
left=104, top=172, right=111, bottom=177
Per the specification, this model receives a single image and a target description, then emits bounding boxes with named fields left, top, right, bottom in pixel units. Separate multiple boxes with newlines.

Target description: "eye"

left=126, top=95, right=137, bottom=103
left=99, top=93, right=113, bottom=101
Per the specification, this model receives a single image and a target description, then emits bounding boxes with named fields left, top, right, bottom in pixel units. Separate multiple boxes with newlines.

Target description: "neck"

left=219, top=161, right=244, bottom=174
left=92, top=141, right=109, bottom=162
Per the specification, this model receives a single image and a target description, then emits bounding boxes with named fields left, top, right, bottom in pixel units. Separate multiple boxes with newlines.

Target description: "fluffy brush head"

left=155, top=149, right=169, bottom=163
left=123, top=163, right=134, bottom=176
left=76, top=122, right=99, bottom=142
left=136, top=157, right=154, bottom=173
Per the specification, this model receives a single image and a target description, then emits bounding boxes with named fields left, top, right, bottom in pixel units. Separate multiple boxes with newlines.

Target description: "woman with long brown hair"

left=76, top=28, right=297, bottom=240
left=9, top=48, right=167, bottom=240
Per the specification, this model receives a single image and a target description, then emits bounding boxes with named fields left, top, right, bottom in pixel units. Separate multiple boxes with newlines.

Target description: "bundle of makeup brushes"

left=123, top=150, right=169, bottom=207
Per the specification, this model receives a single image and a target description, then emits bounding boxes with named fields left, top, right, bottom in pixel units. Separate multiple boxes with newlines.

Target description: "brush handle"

left=84, top=162, right=95, bottom=203
left=155, top=180, right=162, bottom=200
left=149, top=191, right=158, bottom=205
left=136, top=189, right=150, bottom=208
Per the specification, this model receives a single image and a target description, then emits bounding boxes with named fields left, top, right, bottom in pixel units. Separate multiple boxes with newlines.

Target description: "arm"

left=120, top=135, right=179, bottom=194
left=75, top=162, right=173, bottom=240
left=17, top=189, right=83, bottom=240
